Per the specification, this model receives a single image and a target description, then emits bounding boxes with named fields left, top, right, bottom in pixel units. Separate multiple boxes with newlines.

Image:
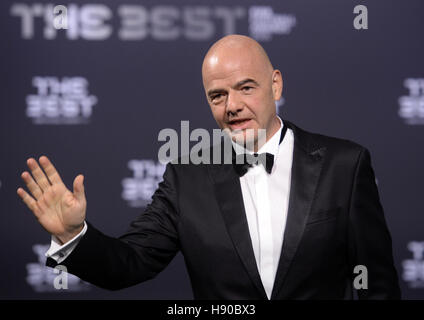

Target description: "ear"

left=271, top=70, right=283, bottom=101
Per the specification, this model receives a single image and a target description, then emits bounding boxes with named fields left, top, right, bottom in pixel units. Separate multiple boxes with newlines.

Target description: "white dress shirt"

left=46, top=116, right=295, bottom=299
left=232, top=116, right=294, bottom=299
left=45, top=221, right=87, bottom=264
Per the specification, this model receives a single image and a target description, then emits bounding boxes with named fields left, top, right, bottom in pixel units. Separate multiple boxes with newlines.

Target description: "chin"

left=229, top=128, right=257, bottom=149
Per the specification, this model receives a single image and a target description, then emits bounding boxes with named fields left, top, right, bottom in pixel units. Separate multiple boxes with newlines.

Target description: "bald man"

left=18, top=35, right=401, bottom=300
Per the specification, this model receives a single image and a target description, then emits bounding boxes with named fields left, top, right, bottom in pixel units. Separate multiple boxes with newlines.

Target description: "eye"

left=242, top=86, right=253, bottom=93
left=211, top=94, right=224, bottom=103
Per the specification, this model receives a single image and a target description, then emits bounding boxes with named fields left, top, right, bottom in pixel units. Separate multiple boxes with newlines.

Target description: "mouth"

left=228, top=118, right=252, bottom=131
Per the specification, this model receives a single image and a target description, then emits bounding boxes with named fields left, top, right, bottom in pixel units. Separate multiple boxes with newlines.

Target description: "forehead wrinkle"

left=205, top=69, right=266, bottom=97
left=203, top=57, right=272, bottom=95
left=207, top=77, right=259, bottom=98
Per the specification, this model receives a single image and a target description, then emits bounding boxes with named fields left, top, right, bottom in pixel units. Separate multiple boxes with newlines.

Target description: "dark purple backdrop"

left=1, top=0, right=423, bottom=299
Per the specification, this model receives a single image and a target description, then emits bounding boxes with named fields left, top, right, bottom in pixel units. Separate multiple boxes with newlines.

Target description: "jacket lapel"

left=208, top=159, right=268, bottom=299
left=270, top=120, right=326, bottom=299
left=207, top=120, right=326, bottom=300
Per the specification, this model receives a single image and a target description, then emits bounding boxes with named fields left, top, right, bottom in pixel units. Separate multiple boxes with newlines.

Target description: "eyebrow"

left=235, top=78, right=259, bottom=88
left=207, top=78, right=260, bottom=98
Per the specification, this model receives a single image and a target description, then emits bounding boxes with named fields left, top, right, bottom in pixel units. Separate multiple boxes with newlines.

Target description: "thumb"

left=73, top=174, right=85, bottom=202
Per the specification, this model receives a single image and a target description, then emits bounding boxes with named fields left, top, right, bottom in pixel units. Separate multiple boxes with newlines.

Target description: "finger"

left=17, top=187, right=42, bottom=218
left=39, top=155, right=65, bottom=186
left=41, top=188, right=54, bottom=209
left=73, top=174, right=85, bottom=202
left=21, top=171, right=43, bottom=200
left=27, top=158, right=51, bottom=191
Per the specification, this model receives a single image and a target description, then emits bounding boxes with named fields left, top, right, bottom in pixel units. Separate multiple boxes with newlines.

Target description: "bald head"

left=202, top=35, right=274, bottom=86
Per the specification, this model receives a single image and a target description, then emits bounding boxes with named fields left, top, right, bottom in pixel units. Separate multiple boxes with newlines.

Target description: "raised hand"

left=17, top=156, right=86, bottom=244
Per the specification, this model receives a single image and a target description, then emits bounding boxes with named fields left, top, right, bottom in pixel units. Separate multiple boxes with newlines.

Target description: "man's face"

left=202, top=51, right=282, bottom=148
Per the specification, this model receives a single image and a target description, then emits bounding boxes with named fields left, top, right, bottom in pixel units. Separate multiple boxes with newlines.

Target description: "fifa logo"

left=248, top=6, right=296, bottom=41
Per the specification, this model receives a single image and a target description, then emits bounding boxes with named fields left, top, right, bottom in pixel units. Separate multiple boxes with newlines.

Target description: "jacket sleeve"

left=46, top=162, right=181, bottom=290
left=347, top=147, right=401, bottom=299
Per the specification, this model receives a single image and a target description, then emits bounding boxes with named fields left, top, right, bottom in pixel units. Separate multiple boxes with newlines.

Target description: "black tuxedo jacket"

left=47, top=119, right=401, bottom=299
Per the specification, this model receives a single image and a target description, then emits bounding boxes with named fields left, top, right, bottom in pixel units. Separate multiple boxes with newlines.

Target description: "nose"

left=226, top=91, right=243, bottom=116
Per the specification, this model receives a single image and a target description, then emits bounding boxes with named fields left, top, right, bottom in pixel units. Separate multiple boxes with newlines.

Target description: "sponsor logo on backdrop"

left=249, top=6, right=296, bottom=41
left=10, top=3, right=296, bottom=41
left=398, top=78, right=424, bottom=125
left=26, top=244, right=90, bottom=292
left=402, top=241, right=424, bottom=288
left=26, top=76, right=98, bottom=125
left=122, top=159, right=166, bottom=208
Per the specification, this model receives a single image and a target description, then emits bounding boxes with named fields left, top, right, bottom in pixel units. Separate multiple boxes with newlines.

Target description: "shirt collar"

left=231, top=116, right=284, bottom=156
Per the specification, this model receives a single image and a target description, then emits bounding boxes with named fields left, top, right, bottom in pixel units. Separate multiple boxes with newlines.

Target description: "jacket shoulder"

left=287, top=120, right=367, bottom=154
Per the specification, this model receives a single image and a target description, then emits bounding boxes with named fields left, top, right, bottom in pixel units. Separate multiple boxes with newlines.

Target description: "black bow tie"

left=233, top=152, right=274, bottom=176
left=232, top=124, right=288, bottom=177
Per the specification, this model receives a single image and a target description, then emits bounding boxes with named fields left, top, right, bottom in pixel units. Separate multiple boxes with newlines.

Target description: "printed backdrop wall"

left=1, top=0, right=423, bottom=299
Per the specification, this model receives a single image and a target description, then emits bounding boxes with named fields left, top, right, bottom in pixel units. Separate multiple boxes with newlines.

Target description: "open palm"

left=17, top=156, right=86, bottom=244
